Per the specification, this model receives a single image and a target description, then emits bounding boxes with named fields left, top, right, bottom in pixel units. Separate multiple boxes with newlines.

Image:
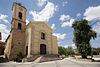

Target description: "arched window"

left=41, top=32, right=45, bottom=40
left=18, top=23, right=22, bottom=30
left=19, top=12, right=22, bottom=19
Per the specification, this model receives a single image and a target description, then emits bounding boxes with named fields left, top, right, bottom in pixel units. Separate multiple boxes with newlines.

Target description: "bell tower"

left=11, top=2, right=26, bottom=30
left=10, top=2, right=27, bottom=59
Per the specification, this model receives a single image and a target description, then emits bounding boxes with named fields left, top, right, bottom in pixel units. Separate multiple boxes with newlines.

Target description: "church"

left=4, top=2, right=58, bottom=61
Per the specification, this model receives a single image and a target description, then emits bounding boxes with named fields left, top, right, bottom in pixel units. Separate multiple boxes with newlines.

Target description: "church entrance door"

left=40, top=44, right=46, bottom=54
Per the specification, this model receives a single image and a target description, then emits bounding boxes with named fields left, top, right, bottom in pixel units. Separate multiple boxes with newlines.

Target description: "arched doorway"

left=18, top=23, right=22, bottom=30
left=40, top=44, right=46, bottom=54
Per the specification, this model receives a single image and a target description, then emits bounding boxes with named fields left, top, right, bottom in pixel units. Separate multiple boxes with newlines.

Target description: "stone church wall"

left=4, top=33, right=12, bottom=60
left=26, top=22, right=58, bottom=57
left=52, top=35, right=58, bottom=54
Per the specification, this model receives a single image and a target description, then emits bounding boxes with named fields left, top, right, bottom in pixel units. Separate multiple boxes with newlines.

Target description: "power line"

left=90, top=20, right=99, bottom=26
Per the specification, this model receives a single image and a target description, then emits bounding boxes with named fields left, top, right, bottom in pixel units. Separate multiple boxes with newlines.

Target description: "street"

left=0, top=58, right=100, bottom=67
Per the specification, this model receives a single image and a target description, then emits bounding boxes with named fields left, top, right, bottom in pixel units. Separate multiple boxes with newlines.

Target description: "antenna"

left=9, top=0, right=11, bottom=2
left=15, top=0, right=22, bottom=6
left=16, top=0, right=17, bottom=3
left=91, top=21, right=97, bottom=26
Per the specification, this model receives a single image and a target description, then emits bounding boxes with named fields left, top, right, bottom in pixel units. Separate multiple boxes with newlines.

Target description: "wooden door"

left=40, top=44, right=46, bottom=54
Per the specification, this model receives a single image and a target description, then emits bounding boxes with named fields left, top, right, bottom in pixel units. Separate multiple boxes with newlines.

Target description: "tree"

left=15, top=52, right=22, bottom=62
left=58, top=46, right=66, bottom=55
left=72, top=19, right=97, bottom=58
left=92, top=48, right=100, bottom=55
left=66, top=46, right=75, bottom=56
left=58, top=46, right=75, bottom=56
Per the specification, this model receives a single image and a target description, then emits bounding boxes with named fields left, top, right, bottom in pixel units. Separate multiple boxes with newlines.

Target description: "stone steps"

left=22, top=55, right=59, bottom=63
left=34, top=56, right=43, bottom=63
left=39, top=55, right=58, bottom=62
left=22, top=55, right=40, bottom=62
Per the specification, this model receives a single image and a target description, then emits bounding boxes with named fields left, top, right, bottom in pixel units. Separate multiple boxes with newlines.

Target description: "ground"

left=0, top=58, right=100, bottom=67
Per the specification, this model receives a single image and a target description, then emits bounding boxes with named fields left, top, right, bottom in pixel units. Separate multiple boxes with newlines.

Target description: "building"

left=26, top=22, right=58, bottom=57
left=0, top=32, right=6, bottom=55
left=0, top=42, right=5, bottom=55
left=4, top=2, right=58, bottom=60
left=92, top=48, right=100, bottom=55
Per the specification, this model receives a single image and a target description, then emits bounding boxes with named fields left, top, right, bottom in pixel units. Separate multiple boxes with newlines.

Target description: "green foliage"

left=66, top=46, right=75, bottom=56
left=16, top=52, right=22, bottom=58
left=58, top=46, right=66, bottom=55
left=58, top=46, right=75, bottom=56
left=78, top=42, right=91, bottom=58
left=72, top=19, right=97, bottom=58
left=92, top=48, right=100, bottom=55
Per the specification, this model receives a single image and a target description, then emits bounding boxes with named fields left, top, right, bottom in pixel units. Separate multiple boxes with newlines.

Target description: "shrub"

left=16, top=52, right=22, bottom=58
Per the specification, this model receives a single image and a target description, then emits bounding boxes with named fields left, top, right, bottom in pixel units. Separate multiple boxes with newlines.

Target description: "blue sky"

left=0, top=0, right=100, bottom=48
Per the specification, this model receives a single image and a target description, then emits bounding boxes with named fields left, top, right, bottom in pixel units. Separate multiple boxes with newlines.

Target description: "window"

left=19, top=8, right=23, bottom=11
left=41, top=32, right=45, bottom=40
left=19, top=12, right=22, bottom=19
left=18, top=23, right=22, bottom=30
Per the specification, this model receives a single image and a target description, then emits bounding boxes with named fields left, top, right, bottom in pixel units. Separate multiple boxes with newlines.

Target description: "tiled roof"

left=0, top=41, right=5, bottom=45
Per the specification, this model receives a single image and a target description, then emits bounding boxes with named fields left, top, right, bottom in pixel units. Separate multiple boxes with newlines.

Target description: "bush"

left=58, top=46, right=75, bottom=56
left=16, top=52, right=22, bottom=58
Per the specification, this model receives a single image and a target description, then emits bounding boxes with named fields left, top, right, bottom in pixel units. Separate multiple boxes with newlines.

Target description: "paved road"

left=0, top=59, right=100, bottom=67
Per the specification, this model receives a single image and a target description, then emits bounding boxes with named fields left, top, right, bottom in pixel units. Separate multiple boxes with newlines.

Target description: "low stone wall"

left=69, top=56, right=93, bottom=62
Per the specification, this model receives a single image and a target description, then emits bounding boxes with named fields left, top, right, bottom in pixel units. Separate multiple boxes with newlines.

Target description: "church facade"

left=4, top=2, right=58, bottom=60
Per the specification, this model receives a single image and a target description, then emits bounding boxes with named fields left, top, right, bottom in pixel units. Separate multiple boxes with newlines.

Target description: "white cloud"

left=37, top=0, right=47, bottom=7
left=0, top=24, right=10, bottom=41
left=1, top=33, right=8, bottom=41
left=84, top=5, right=100, bottom=21
left=0, top=24, right=9, bottom=34
left=29, top=2, right=57, bottom=22
left=60, top=14, right=70, bottom=21
left=51, top=24, right=55, bottom=29
left=64, top=44, right=76, bottom=49
left=93, top=22, right=100, bottom=33
left=26, top=19, right=29, bottom=25
left=77, top=13, right=81, bottom=17
left=53, top=33, right=66, bottom=40
left=62, top=1, right=68, bottom=7
left=61, top=19, right=75, bottom=27
left=0, top=14, right=9, bottom=23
